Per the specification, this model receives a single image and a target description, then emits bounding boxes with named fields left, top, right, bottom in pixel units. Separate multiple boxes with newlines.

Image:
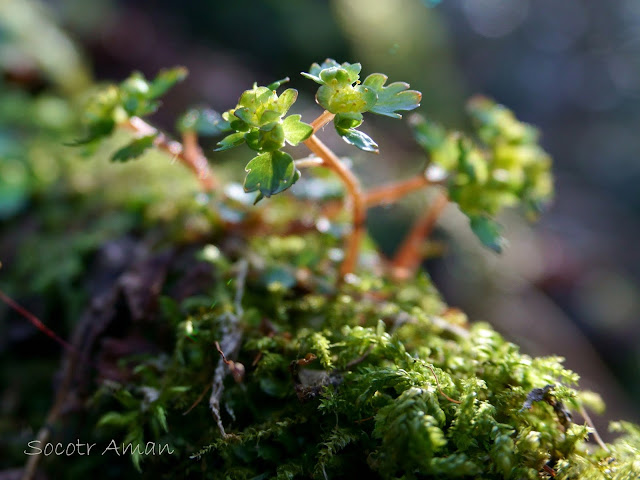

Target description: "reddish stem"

left=390, top=191, right=448, bottom=280
left=303, top=133, right=366, bottom=277
left=365, top=175, right=435, bottom=207
left=0, top=289, right=73, bottom=352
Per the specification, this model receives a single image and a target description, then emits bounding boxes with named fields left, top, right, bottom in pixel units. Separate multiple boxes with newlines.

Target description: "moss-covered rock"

left=2, top=157, right=639, bottom=479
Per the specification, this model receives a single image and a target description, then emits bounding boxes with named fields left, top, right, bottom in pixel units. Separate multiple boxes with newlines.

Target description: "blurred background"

left=1, top=0, right=638, bottom=439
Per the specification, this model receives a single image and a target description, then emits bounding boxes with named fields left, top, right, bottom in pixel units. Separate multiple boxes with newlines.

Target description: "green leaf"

left=246, top=123, right=285, bottom=152
left=335, top=126, right=379, bottom=153
left=282, top=114, right=313, bottom=145
left=276, top=89, right=298, bottom=115
left=301, top=59, right=342, bottom=83
left=266, top=77, right=290, bottom=90
left=244, top=151, right=299, bottom=198
left=363, top=73, right=421, bottom=119
left=119, top=73, right=154, bottom=116
left=177, top=108, right=230, bottom=136
left=469, top=216, right=506, bottom=253
left=408, top=114, right=446, bottom=153
left=97, top=411, right=138, bottom=428
left=316, top=83, right=376, bottom=115
left=67, top=118, right=115, bottom=145
left=148, top=66, right=188, bottom=99
left=111, top=135, right=156, bottom=162
left=305, top=60, right=375, bottom=114
left=334, top=112, right=363, bottom=130
left=215, top=132, right=246, bottom=151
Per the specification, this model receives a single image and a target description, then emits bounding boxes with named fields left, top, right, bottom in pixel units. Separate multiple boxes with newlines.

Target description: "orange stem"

left=182, top=131, right=217, bottom=191
left=310, top=110, right=335, bottom=132
left=391, top=191, right=448, bottom=280
left=303, top=132, right=365, bottom=277
left=123, top=117, right=216, bottom=192
left=365, top=174, right=434, bottom=207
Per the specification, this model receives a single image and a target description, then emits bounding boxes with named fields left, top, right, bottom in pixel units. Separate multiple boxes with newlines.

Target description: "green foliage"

left=410, top=96, right=553, bottom=252
left=77, top=232, right=638, bottom=479
left=244, top=151, right=299, bottom=200
left=301, top=59, right=420, bottom=118
left=5, top=47, right=638, bottom=480
left=217, top=81, right=312, bottom=199
left=72, top=67, right=187, bottom=147
left=302, top=59, right=420, bottom=152
left=111, top=134, right=156, bottom=163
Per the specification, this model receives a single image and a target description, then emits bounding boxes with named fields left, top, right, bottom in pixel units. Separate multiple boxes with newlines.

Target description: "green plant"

left=72, top=59, right=551, bottom=279
left=4, top=60, right=639, bottom=480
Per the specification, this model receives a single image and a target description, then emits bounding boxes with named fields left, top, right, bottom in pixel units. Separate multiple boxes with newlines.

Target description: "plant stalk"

left=303, top=132, right=365, bottom=277
left=365, top=174, right=436, bottom=207
left=123, top=117, right=216, bottom=192
left=391, top=191, right=448, bottom=280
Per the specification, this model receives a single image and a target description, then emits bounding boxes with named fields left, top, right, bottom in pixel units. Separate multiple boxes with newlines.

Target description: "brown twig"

left=579, top=404, right=610, bottom=453
left=390, top=191, right=449, bottom=280
left=214, top=341, right=245, bottom=383
left=183, top=383, right=212, bottom=416
left=182, top=130, right=217, bottom=190
left=123, top=117, right=216, bottom=192
left=303, top=133, right=366, bottom=278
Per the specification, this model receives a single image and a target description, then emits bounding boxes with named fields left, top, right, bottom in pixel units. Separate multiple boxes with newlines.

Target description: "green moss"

left=86, top=227, right=639, bottom=479
left=3, top=119, right=639, bottom=480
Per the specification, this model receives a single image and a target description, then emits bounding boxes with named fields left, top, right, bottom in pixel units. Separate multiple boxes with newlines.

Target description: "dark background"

left=10, top=0, right=640, bottom=425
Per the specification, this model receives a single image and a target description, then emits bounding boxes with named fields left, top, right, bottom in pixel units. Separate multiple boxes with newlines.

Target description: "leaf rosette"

left=216, top=81, right=313, bottom=200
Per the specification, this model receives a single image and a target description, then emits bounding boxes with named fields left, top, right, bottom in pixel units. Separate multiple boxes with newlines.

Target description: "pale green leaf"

left=282, top=114, right=313, bottom=145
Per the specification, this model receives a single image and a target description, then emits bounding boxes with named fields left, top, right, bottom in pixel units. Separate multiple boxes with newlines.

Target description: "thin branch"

left=579, top=404, right=610, bottom=453
left=0, top=289, right=73, bottom=352
left=182, top=130, right=217, bottom=190
left=295, top=156, right=325, bottom=169
left=390, top=191, right=449, bottom=280
left=310, top=110, right=335, bottom=132
left=183, top=383, right=212, bottom=416
left=214, top=341, right=245, bottom=383
left=365, top=174, right=437, bottom=207
left=303, top=134, right=366, bottom=277
left=123, top=117, right=216, bottom=192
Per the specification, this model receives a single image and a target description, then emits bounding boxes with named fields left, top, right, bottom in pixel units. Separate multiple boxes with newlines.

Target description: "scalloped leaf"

left=282, top=115, right=313, bottom=145
left=111, top=134, right=156, bottom=162
left=335, top=125, right=379, bottom=153
left=244, top=151, right=299, bottom=197
left=363, top=73, right=421, bottom=119
left=469, top=215, right=506, bottom=253
left=215, top=132, right=246, bottom=151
